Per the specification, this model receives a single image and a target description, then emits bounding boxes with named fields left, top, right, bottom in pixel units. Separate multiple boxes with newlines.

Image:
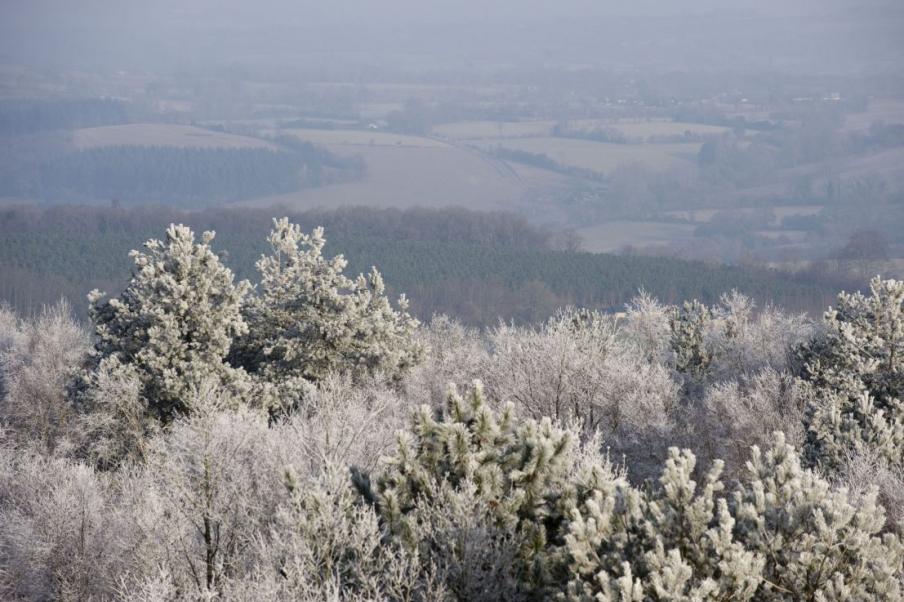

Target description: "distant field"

left=433, top=121, right=555, bottom=139
left=576, top=221, right=698, bottom=253
left=432, top=120, right=728, bottom=141
left=72, top=124, right=277, bottom=150
left=474, top=137, right=702, bottom=172
left=569, top=120, right=729, bottom=138
left=278, top=128, right=448, bottom=147
left=239, top=143, right=565, bottom=217
left=843, top=99, right=904, bottom=132
left=665, top=205, right=824, bottom=224
left=731, top=145, right=904, bottom=201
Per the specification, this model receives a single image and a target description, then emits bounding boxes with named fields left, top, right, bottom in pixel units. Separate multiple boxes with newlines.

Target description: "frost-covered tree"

left=83, top=224, right=252, bottom=423
left=0, top=446, right=130, bottom=601
left=353, top=383, right=617, bottom=597
left=220, top=467, right=444, bottom=601
left=564, top=452, right=762, bottom=601
left=732, top=432, right=902, bottom=600
left=563, top=432, right=903, bottom=601
left=233, top=219, right=421, bottom=393
left=797, top=277, right=904, bottom=472
left=125, top=383, right=285, bottom=597
left=669, top=300, right=712, bottom=383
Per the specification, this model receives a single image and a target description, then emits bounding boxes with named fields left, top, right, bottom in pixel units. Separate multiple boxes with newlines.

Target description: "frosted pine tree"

left=353, top=382, right=580, bottom=597
left=563, top=451, right=762, bottom=601
left=732, top=432, right=902, bottom=600
left=562, top=431, right=902, bottom=601
left=83, top=224, right=252, bottom=423
left=234, top=218, right=420, bottom=390
left=669, top=300, right=712, bottom=382
left=797, top=277, right=904, bottom=471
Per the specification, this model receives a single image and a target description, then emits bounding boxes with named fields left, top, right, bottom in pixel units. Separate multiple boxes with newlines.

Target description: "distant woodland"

left=0, top=205, right=842, bottom=326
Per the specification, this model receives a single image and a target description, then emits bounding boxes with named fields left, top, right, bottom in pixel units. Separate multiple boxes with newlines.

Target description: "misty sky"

left=1, top=0, right=902, bottom=75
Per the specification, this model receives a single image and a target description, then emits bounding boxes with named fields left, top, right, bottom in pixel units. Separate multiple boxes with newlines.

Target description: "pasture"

left=473, top=137, right=702, bottom=172
left=277, top=128, right=448, bottom=148
left=665, top=205, right=824, bottom=224
left=568, top=119, right=729, bottom=139
left=433, top=120, right=556, bottom=139
left=842, top=99, right=904, bottom=132
left=238, top=142, right=565, bottom=217
left=72, top=124, right=277, bottom=150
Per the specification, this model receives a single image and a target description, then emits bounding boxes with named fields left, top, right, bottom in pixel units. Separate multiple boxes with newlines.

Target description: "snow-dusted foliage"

left=485, top=308, right=677, bottom=438
left=0, top=301, right=89, bottom=454
left=405, top=315, right=488, bottom=406
left=1, top=244, right=903, bottom=599
left=83, top=225, right=252, bottom=423
left=233, top=218, right=421, bottom=394
left=0, top=446, right=130, bottom=601
left=686, top=369, right=808, bottom=474
left=798, top=277, right=904, bottom=472
left=353, top=382, right=624, bottom=598
left=564, top=432, right=903, bottom=601
left=669, top=299, right=713, bottom=383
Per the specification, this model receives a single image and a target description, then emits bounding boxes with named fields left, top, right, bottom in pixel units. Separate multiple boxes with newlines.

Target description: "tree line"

left=0, top=205, right=840, bottom=326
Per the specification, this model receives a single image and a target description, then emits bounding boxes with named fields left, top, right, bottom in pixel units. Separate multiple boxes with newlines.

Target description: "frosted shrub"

left=707, top=291, right=813, bottom=380
left=233, top=218, right=421, bottom=395
left=84, top=225, right=252, bottom=423
left=838, top=450, right=904, bottom=534
left=0, top=301, right=89, bottom=454
left=405, top=315, right=488, bottom=406
left=0, top=446, right=128, bottom=601
left=798, top=277, right=904, bottom=472
left=220, top=467, right=445, bottom=602
left=687, top=369, right=807, bottom=475
left=622, top=292, right=672, bottom=363
left=485, top=308, right=676, bottom=438
left=76, top=357, right=157, bottom=469
left=288, top=373, right=410, bottom=476
left=124, top=383, right=286, bottom=598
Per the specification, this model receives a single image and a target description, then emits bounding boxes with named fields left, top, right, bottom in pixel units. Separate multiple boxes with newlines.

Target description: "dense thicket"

left=0, top=230, right=902, bottom=599
left=0, top=205, right=839, bottom=326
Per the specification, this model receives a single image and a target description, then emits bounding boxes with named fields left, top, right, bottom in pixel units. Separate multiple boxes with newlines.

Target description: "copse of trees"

left=1, top=222, right=903, bottom=600
left=72, top=220, right=419, bottom=466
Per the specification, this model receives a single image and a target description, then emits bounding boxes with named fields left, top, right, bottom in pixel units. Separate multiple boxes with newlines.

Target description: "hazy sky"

left=1, top=0, right=902, bottom=75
